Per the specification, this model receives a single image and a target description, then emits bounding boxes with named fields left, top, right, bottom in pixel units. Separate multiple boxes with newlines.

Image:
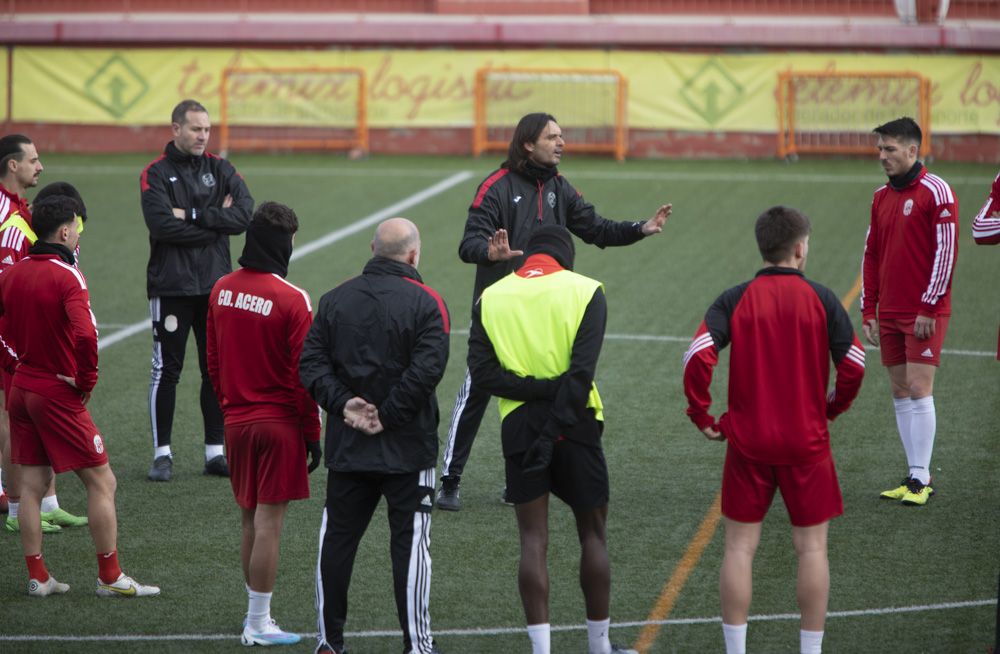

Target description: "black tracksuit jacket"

left=299, top=257, right=451, bottom=474
left=458, top=163, right=646, bottom=305
left=140, top=142, right=253, bottom=298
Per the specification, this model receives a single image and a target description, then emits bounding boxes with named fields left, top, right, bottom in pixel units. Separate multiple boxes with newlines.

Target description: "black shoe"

left=204, top=455, right=230, bottom=477
left=436, top=478, right=461, bottom=512
left=147, top=455, right=172, bottom=482
left=611, top=645, right=639, bottom=654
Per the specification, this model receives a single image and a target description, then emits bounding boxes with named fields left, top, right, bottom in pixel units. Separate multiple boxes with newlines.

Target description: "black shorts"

left=505, top=438, right=609, bottom=510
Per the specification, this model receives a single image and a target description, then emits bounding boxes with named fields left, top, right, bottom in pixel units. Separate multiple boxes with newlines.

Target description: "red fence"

left=4, top=0, right=999, bottom=19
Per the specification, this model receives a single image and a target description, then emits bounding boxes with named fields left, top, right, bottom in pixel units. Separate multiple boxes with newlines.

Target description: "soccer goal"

left=219, top=67, right=368, bottom=156
left=776, top=71, right=931, bottom=159
left=473, top=67, right=629, bottom=162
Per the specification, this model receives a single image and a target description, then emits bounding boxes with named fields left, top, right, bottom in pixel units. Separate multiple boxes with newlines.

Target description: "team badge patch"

left=93, top=434, right=104, bottom=454
left=547, top=191, right=556, bottom=208
left=201, top=173, right=216, bottom=188
left=903, top=199, right=914, bottom=216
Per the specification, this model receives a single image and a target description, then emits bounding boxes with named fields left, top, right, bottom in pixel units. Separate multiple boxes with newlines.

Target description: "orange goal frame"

left=473, top=67, right=628, bottom=162
left=219, top=66, right=368, bottom=155
left=777, top=70, right=931, bottom=159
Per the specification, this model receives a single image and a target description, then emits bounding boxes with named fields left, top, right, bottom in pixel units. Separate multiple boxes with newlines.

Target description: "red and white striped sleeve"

left=972, top=172, right=1000, bottom=245
left=919, top=174, right=959, bottom=317
left=682, top=320, right=719, bottom=431
left=827, top=334, right=865, bottom=420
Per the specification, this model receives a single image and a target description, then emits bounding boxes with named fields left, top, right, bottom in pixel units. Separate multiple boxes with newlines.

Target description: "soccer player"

left=140, top=99, right=253, bottom=482
left=206, top=201, right=322, bottom=646
left=468, top=225, right=636, bottom=654
left=860, top=117, right=958, bottom=506
left=300, top=218, right=448, bottom=654
left=683, top=206, right=865, bottom=654
left=439, top=111, right=671, bottom=511
left=0, top=195, right=158, bottom=597
left=0, top=137, right=87, bottom=533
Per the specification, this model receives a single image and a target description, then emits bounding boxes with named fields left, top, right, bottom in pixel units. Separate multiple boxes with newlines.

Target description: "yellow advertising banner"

left=11, top=47, right=1000, bottom=133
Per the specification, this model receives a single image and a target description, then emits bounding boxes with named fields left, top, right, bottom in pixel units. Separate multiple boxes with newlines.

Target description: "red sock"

left=25, top=553, right=49, bottom=582
left=97, top=550, right=122, bottom=584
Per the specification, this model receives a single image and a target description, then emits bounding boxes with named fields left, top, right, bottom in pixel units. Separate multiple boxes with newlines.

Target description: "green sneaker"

left=5, top=516, right=63, bottom=534
left=41, top=507, right=88, bottom=527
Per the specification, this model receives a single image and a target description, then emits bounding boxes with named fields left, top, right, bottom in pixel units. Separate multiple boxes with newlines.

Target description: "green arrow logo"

left=84, top=54, right=149, bottom=119
left=680, top=60, right=745, bottom=126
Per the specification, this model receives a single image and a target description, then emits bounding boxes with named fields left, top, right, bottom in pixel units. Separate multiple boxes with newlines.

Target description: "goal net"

left=219, top=67, right=368, bottom=156
left=473, top=68, right=628, bottom=161
left=777, top=71, right=931, bottom=159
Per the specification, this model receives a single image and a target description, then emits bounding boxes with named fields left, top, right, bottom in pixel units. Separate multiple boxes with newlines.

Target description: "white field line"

left=1, top=598, right=993, bottom=642
left=50, top=163, right=995, bottom=186
left=95, top=171, right=473, bottom=352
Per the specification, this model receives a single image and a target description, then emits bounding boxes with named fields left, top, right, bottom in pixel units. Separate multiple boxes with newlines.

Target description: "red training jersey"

left=683, top=268, right=866, bottom=466
left=206, top=268, right=320, bottom=442
left=861, top=166, right=958, bottom=321
left=0, top=182, right=32, bottom=274
left=0, top=253, right=98, bottom=400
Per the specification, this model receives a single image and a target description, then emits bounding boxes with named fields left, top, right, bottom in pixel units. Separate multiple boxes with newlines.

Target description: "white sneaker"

left=241, top=619, right=302, bottom=646
left=27, top=576, right=69, bottom=597
left=95, top=573, right=160, bottom=598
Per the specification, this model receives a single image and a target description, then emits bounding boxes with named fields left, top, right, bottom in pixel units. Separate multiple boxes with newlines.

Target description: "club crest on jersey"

left=547, top=191, right=556, bottom=209
left=93, top=434, right=104, bottom=454
left=201, top=173, right=216, bottom=188
left=903, top=199, right=914, bottom=216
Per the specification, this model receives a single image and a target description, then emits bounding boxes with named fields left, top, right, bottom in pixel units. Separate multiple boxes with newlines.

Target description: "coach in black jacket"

left=438, top=111, right=672, bottom=510
left=300, top=217, right=448, bottom=654
left=140, top=99, right=253, bottom=482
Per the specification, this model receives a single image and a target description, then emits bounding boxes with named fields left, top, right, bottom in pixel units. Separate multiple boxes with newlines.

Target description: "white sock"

left=909, top=396, right=936, bottom=485
left=247, top=589, right=272, bottom=631
left=722, top=623, right=747, bottom=654
left=154, top=446, right=172, bottom=459
left=8, top=501, right=18, bottom=519
left=527, top=623, right=551, bottom=654
left=800, top=629, right=824, bottom=654
left=40, top=495, right=59, bottom=513
left=206, top=444, right=224, bottom=461
left=587, top=618, right=612, bottom=654
left=892, top=396, right=915, bottom=473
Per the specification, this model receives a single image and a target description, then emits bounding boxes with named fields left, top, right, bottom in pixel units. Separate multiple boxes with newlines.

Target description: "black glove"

left=306, top=441, right=323, bottom=473
left=521, top=436, right=555, bottom=478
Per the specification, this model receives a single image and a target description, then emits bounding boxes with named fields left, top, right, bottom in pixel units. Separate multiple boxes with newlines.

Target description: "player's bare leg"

left=720, top=517, right=761, bottom=624
left=75, top=464, right=117, bottom=552
left=240, top=502, right=298, bottom=645
left=574, top=504, right=610, bottom=619
left=792, top=522, right=829, bottom=630
left=516, top=493, right=552, bottom=653
left=17, top=464, right=53, bottom=558
left=242, top=502, right=289, bottom=593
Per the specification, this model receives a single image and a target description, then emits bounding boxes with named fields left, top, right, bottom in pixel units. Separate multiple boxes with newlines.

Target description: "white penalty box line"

left=2, top=598, right=993, bottom=643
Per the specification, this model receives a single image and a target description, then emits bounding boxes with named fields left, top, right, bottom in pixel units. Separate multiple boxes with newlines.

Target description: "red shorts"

left=878, top=316, right=949, bottom=367
left=225, top=420, right=309, bottom=509
left=721, top=445, right=843, bottom=527
left=8, top=386, right=108, bottom=473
